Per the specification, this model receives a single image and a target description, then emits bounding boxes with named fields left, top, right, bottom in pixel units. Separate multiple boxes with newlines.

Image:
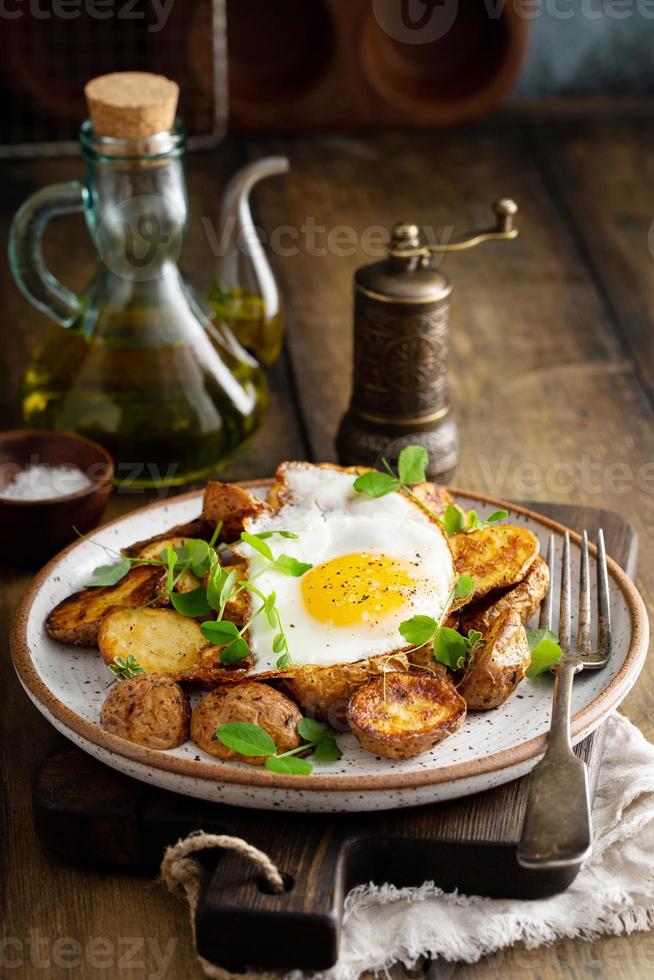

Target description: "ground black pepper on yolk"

left=300, top=552, right=423, bottom=628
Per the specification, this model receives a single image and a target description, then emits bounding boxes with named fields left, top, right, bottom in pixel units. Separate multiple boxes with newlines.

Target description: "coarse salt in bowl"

left=0, top=430, right=114, bottom=567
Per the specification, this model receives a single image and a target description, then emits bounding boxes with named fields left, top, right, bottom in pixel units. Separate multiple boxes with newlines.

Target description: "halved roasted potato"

left=45, top=566, right=168, bottom=647
left=136, top=536, right=203, bottom=594
left=278, top=652, right=409, bottom=729
left=101, top=674, right=191, bottom=749
left=347, top=671, right=466, bottom=759
left=202, top=481, right=270, bottom=542
left=98, top=607, right=250, bottom=685
left=458, top=608, right=531, bottom=710
left=98, top=607, right=207, bottom=676
left=122, top=517, right=214, bottom=559
left=450, top=525, right=539, bottom=608
left=461, top=555, right=549, bottom=635
left=191, top=682, right=303, bottom=764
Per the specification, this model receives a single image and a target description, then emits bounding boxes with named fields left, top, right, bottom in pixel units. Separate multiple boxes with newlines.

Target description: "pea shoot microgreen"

left=198, top=530, right=312, bottom=667
left=108, top=655, right=145, bottom=680
left=215, top=717, right=342, bottom=775
left=442, top=503, right=509, bottom=536
left=399, top=573, right=479, bottom=671
left=353, top=444, right=508, bottom=536
left=526, top=629, right=563, bottom=678
left=83, top=521, right=224, bottom=590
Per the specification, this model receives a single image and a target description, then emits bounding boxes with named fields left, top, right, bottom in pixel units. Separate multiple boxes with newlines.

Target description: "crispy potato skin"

left=122, top=518, right=214, bottom=558
left=98, top=606, right=253, bottom=686
left=458, top=609, right=531, bottom=710
left=460, top=555, right=549, bottom=635
left=450, top=525, right=539, bottom=609
left=45, top=566, right=168, bottom=647
left=347, top=672, right=466, bottom=760
left=202, top=482, right=271, bottom=543
left=406, top=644, right=448, bottom=678
left=409, top=481, right=454, bottom=517
left=101, top=674, right=190, bottom=749
left=191, top=682, right=303, bottom=765
left=278, top=653, right=409, bottom=729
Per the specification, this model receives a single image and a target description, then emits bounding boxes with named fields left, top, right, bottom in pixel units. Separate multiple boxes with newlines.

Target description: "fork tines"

left=541, top=530, right=611, bottom=668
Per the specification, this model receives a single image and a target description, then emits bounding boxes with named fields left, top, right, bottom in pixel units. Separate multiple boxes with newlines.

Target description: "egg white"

left=233, top=466, right=455, bottom=672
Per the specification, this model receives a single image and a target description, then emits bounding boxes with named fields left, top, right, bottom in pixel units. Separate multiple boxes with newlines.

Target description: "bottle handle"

left=9, top=181, right=86, bottom=327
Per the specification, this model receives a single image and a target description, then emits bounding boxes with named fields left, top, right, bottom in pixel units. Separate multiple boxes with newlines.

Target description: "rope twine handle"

left=160, top=830, right=285, bottom=980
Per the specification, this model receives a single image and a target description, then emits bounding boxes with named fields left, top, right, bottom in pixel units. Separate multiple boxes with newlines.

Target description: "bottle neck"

left=81, top=124, right=188, bottom=282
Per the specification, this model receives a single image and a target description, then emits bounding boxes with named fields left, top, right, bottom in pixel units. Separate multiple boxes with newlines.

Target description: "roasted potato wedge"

left=46, top=566, right=168, bottom=647
left=347, top=672, right=466, bottom=759
left=122, top=517, right=214, bottom=558
left=136, top=536, right=203, bottom=594
left=278, top=652, right=409, bottom=729
left=101, top=674, right=190, bottom=749
left=458, top=609, right=531, bottom=710
left=461, top=555, right=549, bottom=635
left=98, top=607, right=250, bottom=684
left=99, top=607, right=207, bottom=676
left=202, top=481, right=271, bottom=542
left=450, top=525, right=539, bottom=608
left=191, top=682, right=303, bottom=764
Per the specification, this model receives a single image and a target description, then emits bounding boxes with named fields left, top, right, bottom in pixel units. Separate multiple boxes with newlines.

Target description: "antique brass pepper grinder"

left=337, top=200, right=519, bottom=480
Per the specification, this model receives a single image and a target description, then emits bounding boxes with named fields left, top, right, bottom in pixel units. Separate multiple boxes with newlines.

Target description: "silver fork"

left=517, top=529, right=612, bottom=869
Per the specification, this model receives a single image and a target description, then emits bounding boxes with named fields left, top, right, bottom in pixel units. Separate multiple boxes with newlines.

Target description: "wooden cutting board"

left=32, top=502, right=636, bottom=973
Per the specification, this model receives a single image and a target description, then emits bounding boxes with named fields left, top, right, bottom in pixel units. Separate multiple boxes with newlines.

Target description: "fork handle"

left=516, top=662, right=592, bottom=869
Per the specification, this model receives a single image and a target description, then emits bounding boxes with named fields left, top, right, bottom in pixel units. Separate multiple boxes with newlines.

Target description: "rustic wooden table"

left=1, top=107, right=653, bottom=978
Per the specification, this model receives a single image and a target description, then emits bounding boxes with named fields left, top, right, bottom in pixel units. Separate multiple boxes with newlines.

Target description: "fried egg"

left=233, top=464, right=455, bottom=672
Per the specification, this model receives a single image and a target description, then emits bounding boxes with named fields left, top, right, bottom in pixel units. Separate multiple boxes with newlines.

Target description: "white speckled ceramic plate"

left=12, top=482, right=649, bottom=812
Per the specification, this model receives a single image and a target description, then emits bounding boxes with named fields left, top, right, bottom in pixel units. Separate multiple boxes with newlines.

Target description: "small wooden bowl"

left=0, top=430, right=114, bottom=567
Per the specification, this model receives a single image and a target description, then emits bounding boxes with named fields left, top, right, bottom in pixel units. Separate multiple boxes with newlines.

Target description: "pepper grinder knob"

left=494, top=198, right=518, bottom=234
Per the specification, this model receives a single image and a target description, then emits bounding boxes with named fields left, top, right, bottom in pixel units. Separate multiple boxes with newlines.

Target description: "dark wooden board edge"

left=31, top=502, right=636, bottom=972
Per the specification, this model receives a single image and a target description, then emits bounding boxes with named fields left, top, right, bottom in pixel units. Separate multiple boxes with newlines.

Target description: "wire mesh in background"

left=0, top=0, right=226, bottom=156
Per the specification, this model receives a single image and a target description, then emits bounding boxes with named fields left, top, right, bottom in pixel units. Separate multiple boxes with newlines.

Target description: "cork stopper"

left=84, top=72, right=179, bottom=140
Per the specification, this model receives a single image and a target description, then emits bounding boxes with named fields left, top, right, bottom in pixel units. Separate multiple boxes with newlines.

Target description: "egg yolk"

left=301, top=552, right=419, bottom=627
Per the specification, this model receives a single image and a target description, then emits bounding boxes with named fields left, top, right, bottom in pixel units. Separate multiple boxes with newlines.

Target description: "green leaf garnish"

left=220, top=637, right=251, bottom=664
left=85, top=558, right=131, bottom=588
left=256, top=530, right=299, bottom=540
left=434, top=626, right=468, bottom=670
left=171, top=587, right=212, bottom=618
left=399, top=614, right=439, bottom=647
left=526, top=627, right=558, bottom=652
left=297, top=717, right=331, bottom=742
left=454, top=573, right=475, bottom=599
left=443, top=504, right=466, bottom=535
left=397, top=445, right=428, bottom=485
left=272, top=554, right=313, bottom=577
left=108, top=655, right=145, bottom=680
left=276, top=652, right=293, bottom=669
left=215, top=715, right=342, bottom=775
left=201, top=619, right=239, bottom=643
left=312, top=738, right=343, bottom=763
left=352, top=471, right=401, bottom=498
left=526, top=630, right=563, bottom=677
left=240, top=531, right=274, bottom=561
left=265, top=756, right=313, bottom=775
left=216, top=722, right=277, bottom=757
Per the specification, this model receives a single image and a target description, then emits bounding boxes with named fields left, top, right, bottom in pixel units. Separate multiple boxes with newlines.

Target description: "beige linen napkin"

left=330, top=713, right=654, bottom=979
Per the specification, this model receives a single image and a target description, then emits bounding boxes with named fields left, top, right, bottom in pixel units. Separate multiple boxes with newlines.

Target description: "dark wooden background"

left=1, top=105, right=654, bottom=977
